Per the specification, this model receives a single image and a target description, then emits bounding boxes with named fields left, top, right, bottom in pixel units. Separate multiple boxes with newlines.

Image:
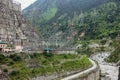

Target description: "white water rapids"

left=92, top=52, right=119, bottom=80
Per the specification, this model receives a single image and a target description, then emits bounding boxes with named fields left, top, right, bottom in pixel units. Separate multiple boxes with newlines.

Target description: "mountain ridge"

left=23, top=0, right=120, bottom=41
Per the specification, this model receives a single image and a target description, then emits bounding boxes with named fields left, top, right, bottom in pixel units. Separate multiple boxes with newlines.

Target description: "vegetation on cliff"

left=106, top=40, right=120, bottom=63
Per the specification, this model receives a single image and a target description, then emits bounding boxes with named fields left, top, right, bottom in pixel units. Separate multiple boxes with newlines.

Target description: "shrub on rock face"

left=3, top=68, right=8, bottom=73
left=0, top=54, right=7, bottom=64
left=9, top=54, right=22, bottom=62
left=107, top=41, right=120, bottom=63
left=43, top=52, right=53, bottom=57
left=8, top=61, right=14, bottom=66
left=100, top=39, right=107, bottom=45
left=10, top=70, right=20, bottom=76
left=43, top=48, right=53, bottom=57
left=0, top=54, right=5, bottom=61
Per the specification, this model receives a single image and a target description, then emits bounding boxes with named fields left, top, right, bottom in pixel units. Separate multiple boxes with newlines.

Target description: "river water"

left=92, top=52, right=119, bottom=80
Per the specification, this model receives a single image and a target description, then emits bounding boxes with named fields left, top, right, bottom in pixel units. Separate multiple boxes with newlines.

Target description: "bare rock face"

left=0, top=0, right=40, bottom=51
left=0, top=0, right=21, bottom=11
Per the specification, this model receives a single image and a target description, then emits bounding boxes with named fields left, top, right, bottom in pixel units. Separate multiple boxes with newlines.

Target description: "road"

left=92, top=52, right=119, bottom=80
left=61, top=59, right=97, bottom=80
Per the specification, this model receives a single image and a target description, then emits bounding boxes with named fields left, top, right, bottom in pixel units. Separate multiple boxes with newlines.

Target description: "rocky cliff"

left=0, top=0, right=40, bottom=51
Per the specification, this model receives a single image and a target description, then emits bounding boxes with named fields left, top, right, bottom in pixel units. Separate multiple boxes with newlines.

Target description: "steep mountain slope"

left=23, top=0, right=109, bottom=37
left=0, top=0, right=40, bottom=50
left=75, top=1, right=120, bottom=40
left=23, top=0, right=120, bottom=42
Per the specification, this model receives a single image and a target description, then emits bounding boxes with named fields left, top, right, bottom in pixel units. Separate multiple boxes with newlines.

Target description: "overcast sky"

left=15, top=0, right=36, bottom=10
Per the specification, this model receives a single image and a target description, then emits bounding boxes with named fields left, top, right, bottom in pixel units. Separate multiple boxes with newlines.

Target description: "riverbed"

left=92, top=52, right=119, bottom=80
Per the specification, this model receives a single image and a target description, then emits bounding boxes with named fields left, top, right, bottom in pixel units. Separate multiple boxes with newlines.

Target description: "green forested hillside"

left=23, top=0, right=120, bottom=41
left=75, top=1, right=120, bottom=40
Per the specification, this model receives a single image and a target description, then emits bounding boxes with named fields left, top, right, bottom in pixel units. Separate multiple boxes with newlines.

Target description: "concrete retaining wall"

left=74, top=66, right=100, bottom=80
left=61, top=59, right=100, bottom=80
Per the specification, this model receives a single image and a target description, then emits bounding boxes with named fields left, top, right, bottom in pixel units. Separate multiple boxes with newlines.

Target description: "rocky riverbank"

left=92, top=52, right=119, bottom=80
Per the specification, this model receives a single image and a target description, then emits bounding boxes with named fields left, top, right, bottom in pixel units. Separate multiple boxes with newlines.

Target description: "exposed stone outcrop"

left=0, top=72, right=10, bottom=80
left=0, top=0, right=40, bottom=51
left=0, top=0, right=21, bottom=11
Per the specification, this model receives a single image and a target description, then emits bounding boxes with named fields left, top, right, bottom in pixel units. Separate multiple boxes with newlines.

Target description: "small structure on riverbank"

left=43, top=48, right=53, bottom=53
left=0, top=41, right=7, bottom=52
left=0, top=40, right=14, bottom=52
